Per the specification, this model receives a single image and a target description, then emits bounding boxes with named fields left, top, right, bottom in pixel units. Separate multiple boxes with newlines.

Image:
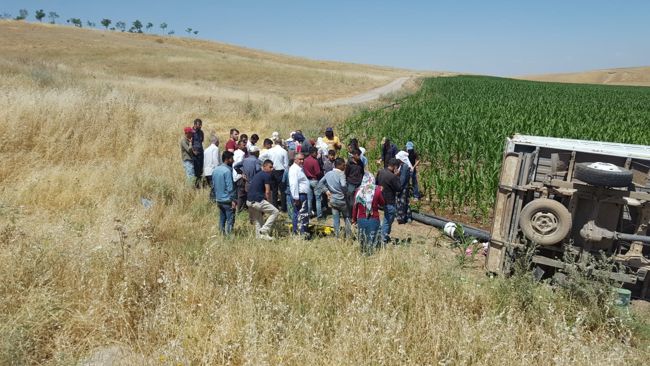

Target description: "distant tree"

left=168, top=30, right=175, bottom=35
left=15, top=9, right=28, bottom=20
left=130, top=19, right=143, bottom=33
left=35, top=9, right=45, bottom=22
left=1, top=13, right=12, bottom=20
left=115, top=21, right=126, bottom=32
left=109, top=27, right=115, bottom=31
left=146, top=22, right=153, bottom=32
left=185, top=27, right=192, bottom=35
left=47, top=11, right=59, bottom=24
left=101, top=18, right=111, bottom=29
left=193, top=30, right=198, bottom=36
left=160, top=22, right=167, bottom=34
left=86, top=20, right=96, bottom=27
left=67, top=18, right=82, bottom=27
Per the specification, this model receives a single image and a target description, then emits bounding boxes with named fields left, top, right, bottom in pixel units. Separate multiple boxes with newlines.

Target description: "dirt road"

left=321, top=77, right=411, bottom=106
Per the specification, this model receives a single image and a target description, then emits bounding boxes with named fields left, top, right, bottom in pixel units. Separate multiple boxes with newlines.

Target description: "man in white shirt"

left=203, top=134, right=221, bottom=200
left=288, top=153, right=310, bottom=234
left=232, top=139, right=248, bottom=211
left=266, top=139, right=289, bottom=211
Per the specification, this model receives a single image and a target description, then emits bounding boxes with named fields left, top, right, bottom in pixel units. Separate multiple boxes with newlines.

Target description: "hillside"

left=519, top=66, right=650, bottom=86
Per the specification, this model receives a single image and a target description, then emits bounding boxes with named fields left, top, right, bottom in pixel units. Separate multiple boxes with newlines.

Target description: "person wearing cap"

left=406, top=141, right=421, bottom=200
left=234, top=145, right=262, bottom=210
left=203, top=133, right=221, bottom=200
left=323, top=127, right=342, bottom=153
left=180, top=127, right=195, bottom=182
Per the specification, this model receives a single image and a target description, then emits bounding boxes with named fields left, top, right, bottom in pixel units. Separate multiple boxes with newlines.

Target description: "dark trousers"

left=193, top=154, right=204, bottom=188
left=236, top=179, right=247, bottom=212
left=206, top=175, right=214, bottom=201
left=346, top=182, right=361, bottom=218
left=271, top=170, right=286, bottom=211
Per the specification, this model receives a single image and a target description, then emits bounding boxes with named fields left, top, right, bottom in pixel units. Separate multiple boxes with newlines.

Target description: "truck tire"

left=519, top=199, right=572, bottom=246
left=575, top=162, right=633, bottom=187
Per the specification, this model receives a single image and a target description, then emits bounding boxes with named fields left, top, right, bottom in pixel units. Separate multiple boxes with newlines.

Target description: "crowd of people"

left=179, top=119, right=421, bottom=253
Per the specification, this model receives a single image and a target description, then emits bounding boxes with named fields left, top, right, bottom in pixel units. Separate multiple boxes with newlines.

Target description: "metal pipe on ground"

left=411, top=212, right=491, bottom=242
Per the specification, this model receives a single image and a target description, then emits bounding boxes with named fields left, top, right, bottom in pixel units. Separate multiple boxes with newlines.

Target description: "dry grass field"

left=1, top=20, right=648, bottom=364
left=519, top=66, right=650, bottom=87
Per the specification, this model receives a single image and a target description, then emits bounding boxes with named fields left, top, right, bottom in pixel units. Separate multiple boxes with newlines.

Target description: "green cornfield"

left=343, top=76, right=650, bottom=220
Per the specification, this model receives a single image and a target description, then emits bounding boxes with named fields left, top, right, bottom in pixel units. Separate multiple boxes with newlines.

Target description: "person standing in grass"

left=321, top=149, right=337, bottom=174
left=376, top=158, right=402, bottom=243
left=318, top=158, right=350, bottom=238
left=352, top=173, right=385, bottom=254
left=180, top=127, right=195, bottom=182
left=225, top=128, right=239, bottom=152
left=267, top=138, right=289, bottom=211
left=304, top=146, right=323, bottom=218
left=232, top=139, right=248, bottom=212
left=395, top=151, right=413, bottom=224
left=234, top=145, right=262, bottom=211
left=246, top=159, right=279, bottom=241
left=213, top=151, right=237, bottom=235
left=345, top=148, right=365, bottom=219
left=378, top=137, right=398, bottom=168
left=192, top=119, right=205, bottom=188
left=203, top=133, right=221, bottom=200
left=289, top=153, right=310, bottom=235
left=247, top=133, right=259, bottom=150
left=406, top=141, right=421, bottom=200
left=322, top=127, right=342, bottom=154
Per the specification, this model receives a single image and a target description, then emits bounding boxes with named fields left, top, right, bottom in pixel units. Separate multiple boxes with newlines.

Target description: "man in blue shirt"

left=246, top=160, right=279, bottom=240
left=212, top=151, right=237, bottom=235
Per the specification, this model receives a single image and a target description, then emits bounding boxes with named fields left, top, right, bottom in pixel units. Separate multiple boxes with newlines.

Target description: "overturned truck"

left=485, top=134, right=650, bottom=299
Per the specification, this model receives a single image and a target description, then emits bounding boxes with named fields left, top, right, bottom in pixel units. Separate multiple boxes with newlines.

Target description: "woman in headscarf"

left=394, top=150, right=412, bottom=224
left=351, top=172, right=385, bottom=254
left=406, top=141, right=421, bottom=200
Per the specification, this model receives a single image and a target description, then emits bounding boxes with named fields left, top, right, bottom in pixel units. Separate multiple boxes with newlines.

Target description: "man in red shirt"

left=303, top=147, right=323, bottom=218
left=225, top=128, right=239, bottom=152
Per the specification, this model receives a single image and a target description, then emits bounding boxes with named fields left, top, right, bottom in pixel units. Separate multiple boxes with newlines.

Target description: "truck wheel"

left=575, top=162, right=633, bottom=187
left=519, top=199, right=572, bottom=246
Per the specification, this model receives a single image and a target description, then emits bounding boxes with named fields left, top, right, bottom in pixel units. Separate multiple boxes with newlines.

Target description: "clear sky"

left=2, top=0, right=649, bottom=76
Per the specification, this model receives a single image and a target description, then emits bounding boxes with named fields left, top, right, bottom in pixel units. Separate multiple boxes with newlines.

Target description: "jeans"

left=292, top=193, right=309, bottom=234
left=247, top=200, right=279, bottom=236
left=236, top=179, right=247, bottom=212
left=183, top=160, right=195, bottom=181
left=218, top=202, right=235, bottom=235
left=382, top=204, right=397, bottom=243
left=411, top=168, right=420, bottom=199
left=330, top=199, right=351, bottom=238
left=308, top=180, right=323, bottom=217
left=358, top=218, right=380, bottom=254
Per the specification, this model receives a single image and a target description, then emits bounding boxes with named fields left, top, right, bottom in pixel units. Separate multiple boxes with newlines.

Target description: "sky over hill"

left=2, top=0, right=650, bottom=76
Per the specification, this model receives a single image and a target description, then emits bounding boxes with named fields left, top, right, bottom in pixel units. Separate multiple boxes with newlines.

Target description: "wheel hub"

left=530, top=211, right=559, bottom=235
